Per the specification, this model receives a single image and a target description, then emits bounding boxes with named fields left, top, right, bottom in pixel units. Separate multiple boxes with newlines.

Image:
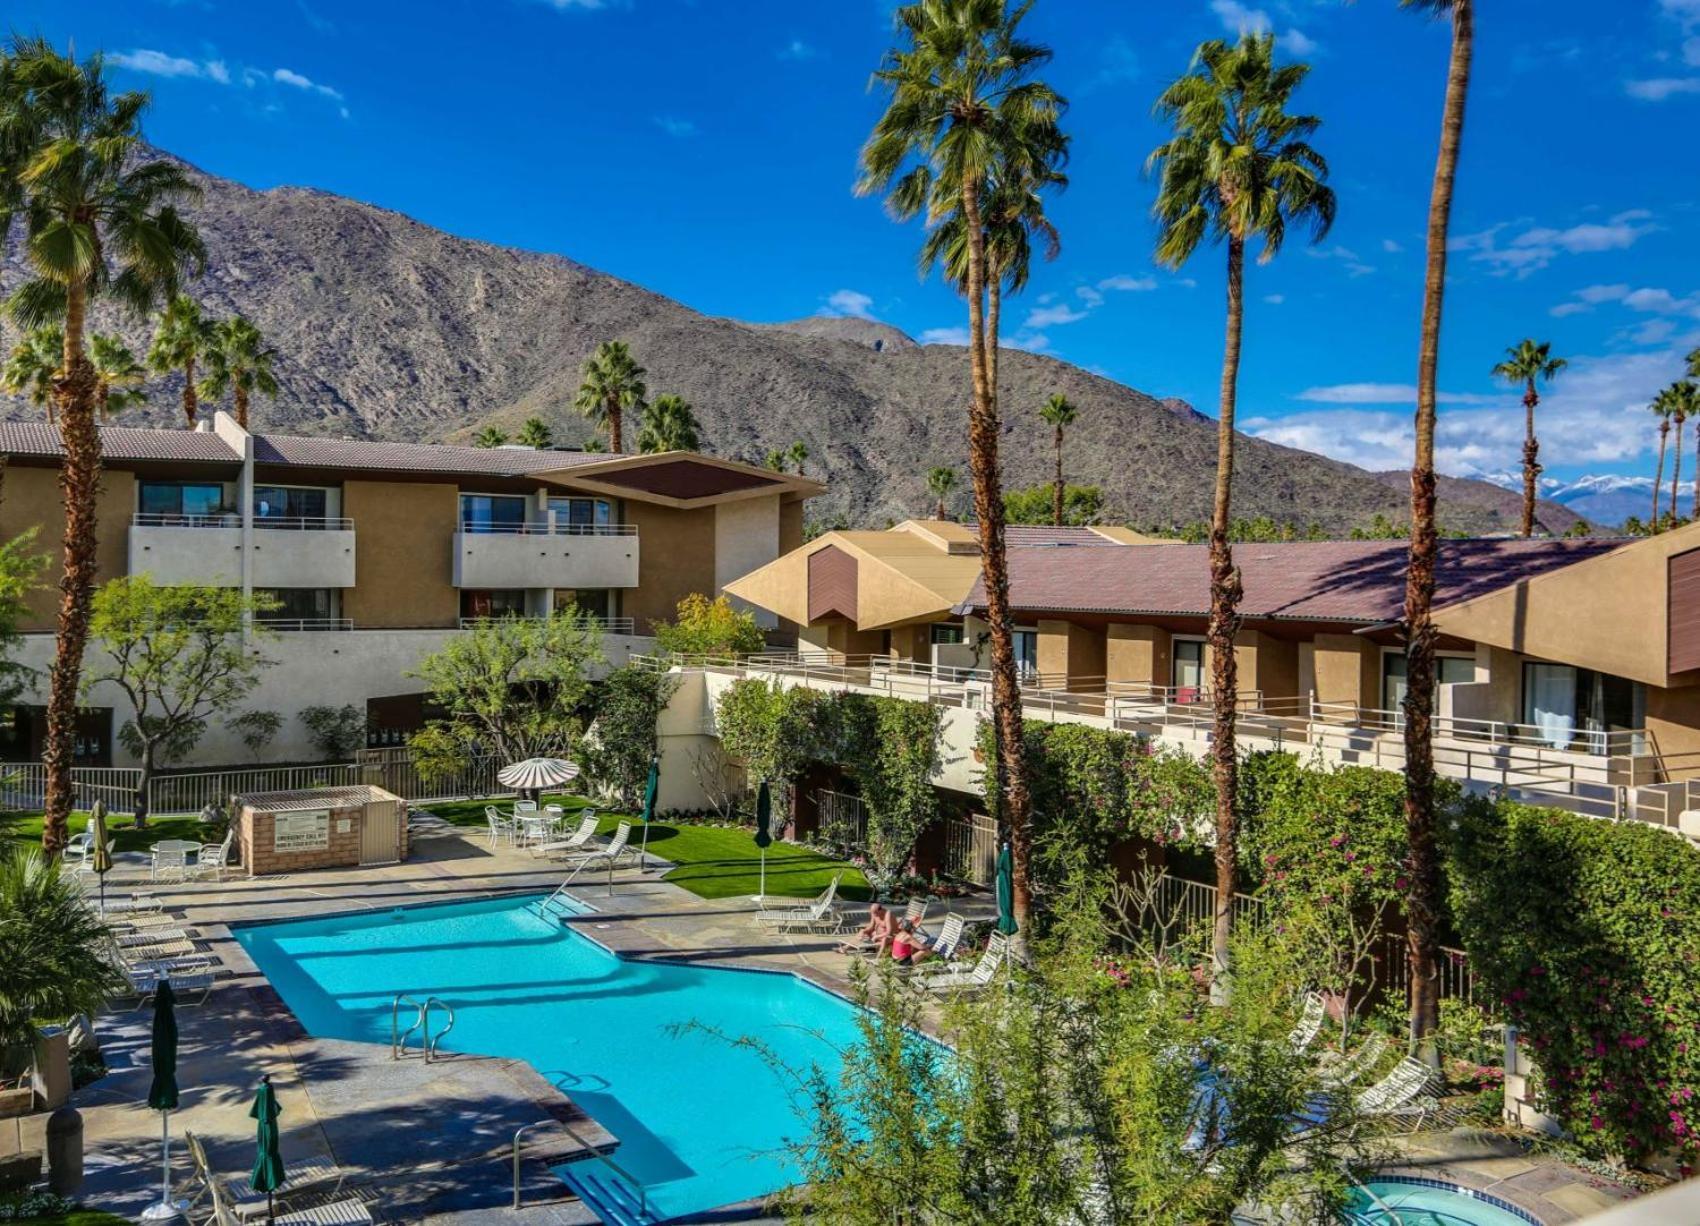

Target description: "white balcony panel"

left=250, top=528, right=357, bottom=588
left=453, top=530, right=639, bottom=590
left=129, top=524, right=243, bottom=585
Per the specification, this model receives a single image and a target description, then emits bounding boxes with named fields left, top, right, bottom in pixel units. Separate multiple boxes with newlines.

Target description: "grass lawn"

left=10, top=1213, right=130, bottom=1226
left=424, top=794, right=871, bottom=902
left=3, top=809, right=209, bottom=854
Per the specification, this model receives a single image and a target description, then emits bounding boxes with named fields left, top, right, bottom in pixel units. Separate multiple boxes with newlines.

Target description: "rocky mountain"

left=1, top=151, right=1581, bottom=536
left=1472, top=470, right=1664, bottom=529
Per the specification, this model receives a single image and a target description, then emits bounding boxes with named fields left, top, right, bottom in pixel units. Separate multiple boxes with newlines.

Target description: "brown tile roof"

left=251, top=434, right=610, bottom=476
left=955, top=537, right=1621, bottom=624
left=0, top=422, right=240, bottom=464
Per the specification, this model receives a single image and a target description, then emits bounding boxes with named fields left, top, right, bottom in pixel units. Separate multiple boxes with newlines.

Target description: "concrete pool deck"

left=23, top=815, right=1644, bottom=1224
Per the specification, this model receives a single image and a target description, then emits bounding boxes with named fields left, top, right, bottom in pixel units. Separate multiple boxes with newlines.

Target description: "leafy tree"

left=299, top=703, right=367, bottom=760
left=406, top=615, right=603, bottom=777
left=714, top=678, right=824, bottom=818
left=581, top=665, right=679, bottom=807
left=516, top=416, right=554, bottom=449
left=925, top=465, right=958, bottom=519
left=636, top=393, right=701, bottom=453
left=1665, top=381, right=1699, bottom=528
left=762, top=449, right=786, bottom=472
left=472, top=425, right=508, bottom=448
left=1399, top=0, right=1475, bottom=1062
left=1003, top=483, right=1101, bottom=526
left=1148, top=30, right=1335, bottom=1000
left=855, top=698, right=942, bottom=885
left=652, top=592, right=766, bottom=657
left=1563, top=519, right=1593, bottom=538
left=87, top=578, right=276, bottom=825
left=0, top=849, right=125, bottom=1053
left=90, top=334, right=147, bottom=416
left=146, top=294, right=215, bottom=428
left=229, top=708, right=282, bottom=761
left=860, top=0, right=1068, bottom=937
left=788, top=440, right=809, bottom=474
left=197, top=315, right=278, bottom=430
left=0, top=38, right=205, bottom=857
left=1490, top=339, right=1566, bottom=538
left=574, top=339, right=646, bottom=454
left=0, top=532, right=44, bottom=708
left=1036, top=393, right=1078, bottom=526
left=4, top=327, right=145, bottom=421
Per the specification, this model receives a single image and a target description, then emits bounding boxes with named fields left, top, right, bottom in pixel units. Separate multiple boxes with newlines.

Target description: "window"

left=1439, top=657, right=1476, bottom=686
left=458, top=494, right=528, bottom=533
left=1522, top=663, right=1645, bottom=754
left=139, top=481, right=229, bottom=522
left=254, top=485, right=330, bottom=527
left=1013, top=629, right=1039, bottom=678
left=929, top=623, right=965, bottom=645
left=1383, top=652, right=1477, bottom=717
left=547, top=496, right=614, bottom=530
left=1172, top=639, right=1205, bottom=698
left=256, top=589, right=338, bottom=625
left=554, top=589, right=612, bottom=620
left=461, top=590, right=527, bottom=619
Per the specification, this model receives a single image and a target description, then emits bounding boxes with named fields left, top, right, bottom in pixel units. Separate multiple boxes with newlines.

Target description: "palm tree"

left=1490, top=339, right=1566, bottom=537
left=0, top=849, right=125, bottom=1053
left=1651, top=389, right=1674, bottom=531
left=1669, top=381, right=1699, bottom=526
left=574, top=340, right=646, bottom=454
left=1037, top=393, right=1077, bottom=526
left=0, top=39, right=204, bottom=859
left=472, top=426, right=508, bottom=449
left=516, top=416, right=553, bottom=449
left=860, top=0, right=1067, bottom=937
left=197, top=316, right=277, bottom=430
left=146, top=294, right=215, bottom=428
left=1398, top=0, right=1473, bottom=1064
left=1690, top=349, right=1700, bottom=520
left=788, top=441, right=809, bottom=474
left=89, top=335, right=146, bottom=416
left=0, top=327, right=61, bottom=421
left=637, top=394, right=702, bottom=453
left=926, top=465, right=958, bottom=519
left=1147, top=31, right=1334, bottom=998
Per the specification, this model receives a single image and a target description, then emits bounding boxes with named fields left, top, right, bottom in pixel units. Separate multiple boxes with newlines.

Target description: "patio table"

left=151, top=838, right=201, bottom=882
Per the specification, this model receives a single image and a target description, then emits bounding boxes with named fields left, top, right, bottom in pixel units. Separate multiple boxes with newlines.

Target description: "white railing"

left=257, top=617, right=355, bottom=632
left=815, top=788, right=868, bottom=849
left=457, top=615, right=636, bottom=634
left=458, top=521, right=637, bottom=537
left=1311, top=701, right=1639, bottom=758
left=131, top=511, right=240, bottom=528
left=0, top=762, right=143, bottom=814
left=251, top=515, right=355, bottom=531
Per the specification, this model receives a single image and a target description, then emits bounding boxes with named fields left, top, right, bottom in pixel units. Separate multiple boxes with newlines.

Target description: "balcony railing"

left=253, top=515, right=355, bottom=531
left=1311, top=700, right=1640, bottom=758
left=457, top=521, right=637, bottom=536
left=132, top=512, right=354, bottom=531
left=255, top=617, right=354, bottom=632
left=457, top=615, right=637, bottom=635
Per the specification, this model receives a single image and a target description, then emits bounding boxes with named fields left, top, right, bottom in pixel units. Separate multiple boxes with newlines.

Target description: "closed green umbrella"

left=88, top=801, right=113, bottom=915
left=141, top=981, right=181, bottom=1222
left=249, top=1073, right=285, bottom=1221
left=994, top=843, right=1019, bottom=936
left=637, top=753, right=659, bottom=872
left=751, top=780, right=773, bottom=904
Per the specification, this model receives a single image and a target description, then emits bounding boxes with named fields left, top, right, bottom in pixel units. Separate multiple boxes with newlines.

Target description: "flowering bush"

left=1447, top=800, right=1700, bottom=1166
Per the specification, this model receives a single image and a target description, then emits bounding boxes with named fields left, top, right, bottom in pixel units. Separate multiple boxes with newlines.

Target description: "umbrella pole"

left=141, top=1109, right=177, bottom=1220
left=640, top=820, right=649, bottom=873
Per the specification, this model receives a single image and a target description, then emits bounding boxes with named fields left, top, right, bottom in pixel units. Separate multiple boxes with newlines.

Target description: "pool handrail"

left=512, top=1117, right=647, bottom=1218
left=391, top=993, right=424, bottom=1060
left=424, top=996, right=455, bottom=1062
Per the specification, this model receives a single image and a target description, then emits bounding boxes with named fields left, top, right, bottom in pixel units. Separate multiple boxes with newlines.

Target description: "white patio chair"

left=918, top=914, right=967, bottom=965
left=184, top=1130, right=345, bottom=1223
left=1319, top=1031, right=1389, bottom=1089
left=65, top=831, right=112, bottom=870
left=1288, top=991, right=1327, bottom=1054
left=152, top=845, right=190, bottom=883
left=753, top=874, right=846, bottom=933
left=204, top=1157, right=369, bottom=1226
left=562, top=821, right=635, bottom=883
left=484, top=806, right=513, bottom=848
left=1355, top=1055, right=1438, bottom=1123
left=188, top=831, right=234, bottom=883
left=123, top=958, right=217, bottom=1007
left=920, top=931, right=1010, bottom=994
left=532, top=812, right=599, bottom=858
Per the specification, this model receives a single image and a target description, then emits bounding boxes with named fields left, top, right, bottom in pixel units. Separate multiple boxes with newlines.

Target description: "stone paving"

left=7, top=816, right=1650, bottom=1225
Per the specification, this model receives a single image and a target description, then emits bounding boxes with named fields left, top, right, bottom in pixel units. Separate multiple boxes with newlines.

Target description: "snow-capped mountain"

left=1471, top=471, right=1689, bottom=527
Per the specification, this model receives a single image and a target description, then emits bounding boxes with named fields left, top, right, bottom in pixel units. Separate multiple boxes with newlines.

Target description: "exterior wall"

left=889, top=624, right=930, bottom=663
left=128, top=523, right=357, bottom=588
left=1245, top=630, right=1299, bottom=702
left=342, top=481, right=458, bottom=629
left=1312, top=633, right=1380, bottom=713
left=451, top=529, right=639, bottom=590
left=778, top=499, right=804, bottom=555
left=1645, top=685, right=1700, bottom=779
left=1037, top=619, right=1106, bottom=689
left=3, top=465, right=136, bottom=631
left=803, top=620, right=888, bottom=658
left=238, top=798, right=408, bottom=877
left=714, top=496, right=781, bottom=628
left=1106, top=623, right=1171, bottom=688
left=622, top=500, right=718, bottom=633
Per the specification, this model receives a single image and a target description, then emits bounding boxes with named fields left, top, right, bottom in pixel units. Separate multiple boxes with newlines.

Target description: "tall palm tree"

left=788, top=440, right=809, bottom=474
left=859, top=0, right=1067, bottom=936
left=762, top=449, right=786, bottom=472
left=1399, top=0, right=1473, bottom=1064
left=89, top=334, right=146, bottom=416
left=146, top=294, right=214, bottom=428
left=1490, top=339, right=1566, bottom=537
left=1691, top=349, right=1700, bottom=520
left=1037, top=393, right=1077, bottom=526
left=472, top=426, right=508, bottom=449
left=1147, top=31, right=1334, bottom=998
left=1669, top=381, right=1699, bottom=526
left=0, top=39, right=203, bottom=859
left=2, top=328, right=143, bottom=419
left=926, top=465, right=958, bottom=519
left=516, top=416, right=553, bottom=449
left=637, top=394, right=702, bottom=453
left=574, top=340, right=646, bottom=454
left=197, top=315, right=277, bottom=429
left=1651, top=389, right=1674, bottom=531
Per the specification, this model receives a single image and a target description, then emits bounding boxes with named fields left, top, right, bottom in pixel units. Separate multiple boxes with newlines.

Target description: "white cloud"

left=1024, top=302, right=1089, bottom=328
left=1282, top=29, right=1320, bottom=56
left=1626, top=77, right=1700, bottom=100
left=916, top=326, right=1050, bottom=352
left=823, top=289, right=875, bottom=320
left=1263, top=293, right=1285, bottom=305
left=777, top=39, right=817, bottom=61
left=1453, top=213, right=1657, bottom=276
left=1548, top=282, right=1700, bottom=320
left=533, top=0, right=609, bottom=8
left=1306, top=244, right=1375, bottom=277
left=1083, top=36, right=1140, bottom=91
left=108, top=49, right=229, bottom=82
left=1207, top=1, right=1319, bottom=56
left=1578, top=283, right=1632, bottom=304
left=1549, top=302, right=1591, bottom=318
left=1381, top=238, right=1403, bottom=254
left=1076, top=286, right=1105, bottom=308
left=271, top=67, right=348, bottom=117
left=1295, top=382, right=1504, bottom=406
left=653, top=115, right=697, bottom=138
left=919, top=327, right=970, bottom=346
left=1097, top=274, right=1158, bottom=293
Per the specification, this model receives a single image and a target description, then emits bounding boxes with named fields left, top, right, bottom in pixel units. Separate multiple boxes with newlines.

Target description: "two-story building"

left=0, top=412, right=818, bottom=766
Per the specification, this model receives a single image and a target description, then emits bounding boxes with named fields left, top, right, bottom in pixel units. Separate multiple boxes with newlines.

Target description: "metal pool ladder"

left=513, top=1118, right=649, bottom=1222
left=390, top=994, right=456, bottom=1064
left=534, top=881, right=579, bottom=923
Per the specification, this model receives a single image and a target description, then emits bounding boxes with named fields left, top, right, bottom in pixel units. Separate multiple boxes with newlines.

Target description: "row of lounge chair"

left=1287, top=990, right=1438, bottom=1124
left=183, top=1130, right=367, bottom=1226
left=70, top=877, right=220, bottom=1005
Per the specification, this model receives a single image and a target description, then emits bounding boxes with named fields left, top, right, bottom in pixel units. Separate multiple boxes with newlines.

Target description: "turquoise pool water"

left=233, top=894, right=868, bottom=1222
left=1344, top=1178, right=1539, bottom=1225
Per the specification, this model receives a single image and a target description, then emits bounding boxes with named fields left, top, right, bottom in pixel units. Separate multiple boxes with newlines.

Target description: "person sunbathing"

left=890, top=918, right=933, bottom=967
left=837, top=903, right=891, bottom=955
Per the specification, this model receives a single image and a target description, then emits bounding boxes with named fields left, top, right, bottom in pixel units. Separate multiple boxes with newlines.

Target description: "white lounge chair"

left=563, top=821, right=634, bottom=883
left=114, top=927, right=192, bottom=949
left=204, top=1162, right=370, bottom=1226
left=1320, top=1031, right=1389, bottom=1089
left=124, top=960, right=216, bottom=1006
left=920, top=914, right=967, bottom=964
left=532, top=812, right=599, bottom=858
left=185, top=1130, right=345, bottom=1223
left=1289, top=991, right=1327, bottom=1053
left=1356, top=1055, right=1438, bottom=1122
left=754, top=874, right=845, bottom=933
left=106, top=908, right=181, bottom=931
left=920, top=931, right=1009, bottom=994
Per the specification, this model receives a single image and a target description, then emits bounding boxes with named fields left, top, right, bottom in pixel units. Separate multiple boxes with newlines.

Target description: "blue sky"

left=20, top=0, right=1700, bottom=488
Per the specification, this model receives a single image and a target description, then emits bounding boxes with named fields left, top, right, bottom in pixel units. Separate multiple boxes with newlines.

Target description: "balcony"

left=457, top=614, right=638, bottom=635
left=452, top=522, right=639, bottom=591
left=128, top=514, right=356, bottom=588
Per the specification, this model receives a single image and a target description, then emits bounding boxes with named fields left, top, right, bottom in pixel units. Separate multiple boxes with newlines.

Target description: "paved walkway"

left=1382, top=1130, right=1641, bottom=1224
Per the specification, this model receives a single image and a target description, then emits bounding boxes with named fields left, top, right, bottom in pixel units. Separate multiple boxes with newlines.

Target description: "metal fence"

left=814, top=788, right=868, bottom=850
left=354, top=747, right=511, bottom=803
left=942, top=811, right=998, bottom=885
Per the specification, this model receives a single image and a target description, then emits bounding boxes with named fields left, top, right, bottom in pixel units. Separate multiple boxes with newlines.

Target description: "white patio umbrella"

left=497, top=757, right=580, bottom=802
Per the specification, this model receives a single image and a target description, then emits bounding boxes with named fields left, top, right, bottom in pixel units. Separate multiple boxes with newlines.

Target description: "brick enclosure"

left=235, top=786, right=409, bottom=878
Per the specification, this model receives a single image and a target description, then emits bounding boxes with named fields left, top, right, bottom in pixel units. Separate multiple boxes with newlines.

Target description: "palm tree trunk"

left=1053, top=427, right=1065, bottom=527
left=961, top=177, right=1034, bottom=939
left=235, top=384, right=249, bottom=430
left=607, top=394, right=623, bottom=454
left=1520, top=384, right=1539, bottom=538
left=1208, top=235, right=1247, bottom=1003
left=42, top=282, right=105, bottom=860
left=935, top=495, right=948, bottom=520
left=1654, top=425, right=1668, bottom=530
left=1672, top=416, right=1686, bottom=526
left=181, top=357, right=197, bottom=428
left=1404, top=0, right=1472, bottom=1066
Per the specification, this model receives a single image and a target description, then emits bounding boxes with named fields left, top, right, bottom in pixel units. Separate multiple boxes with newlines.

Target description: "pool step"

left=559, top=1162, right=657, bottom=1226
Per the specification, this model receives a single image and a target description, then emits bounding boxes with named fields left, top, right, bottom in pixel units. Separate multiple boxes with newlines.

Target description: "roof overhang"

left=536, top=451, right=824, bottom=509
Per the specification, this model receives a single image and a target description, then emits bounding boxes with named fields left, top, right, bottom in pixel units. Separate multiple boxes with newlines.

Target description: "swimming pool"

left=1343, top=1177, right=1542, bottom=1225
left=233, top=894, right=868, bottom=1222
